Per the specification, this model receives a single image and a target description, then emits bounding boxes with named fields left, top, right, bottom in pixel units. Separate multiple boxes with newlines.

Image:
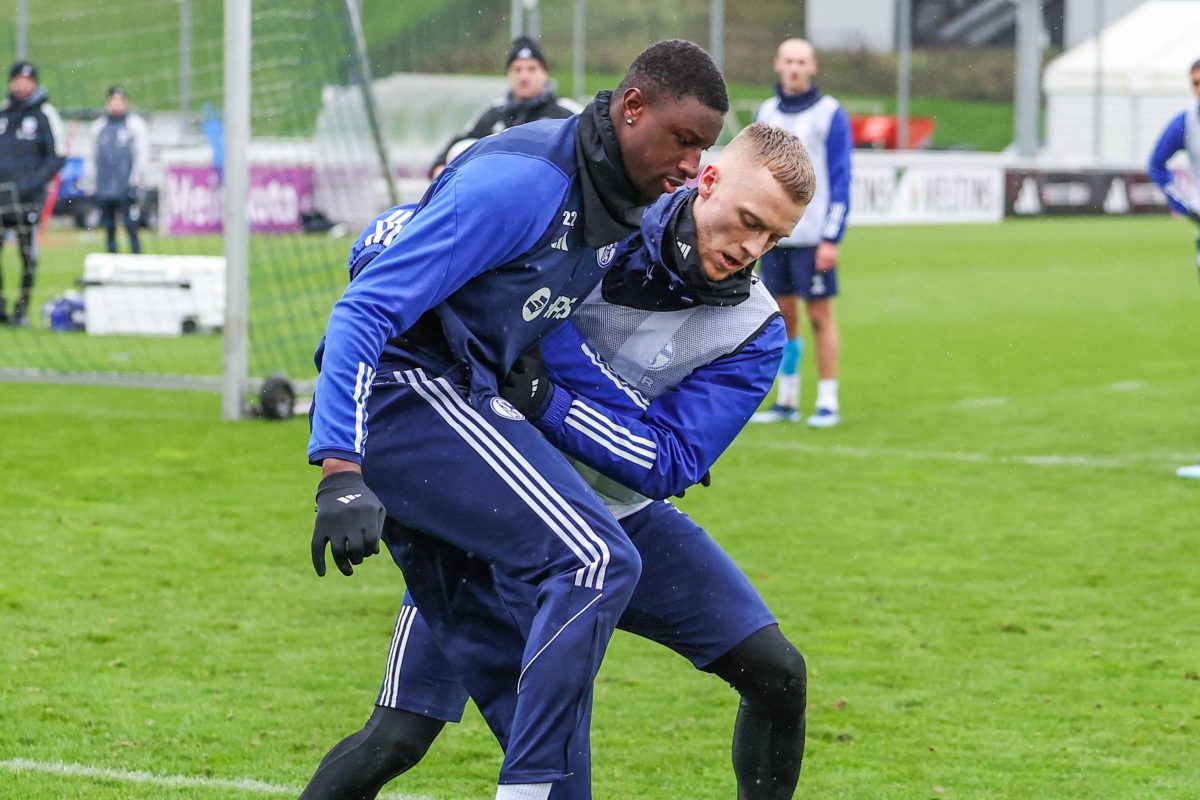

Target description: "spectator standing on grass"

left=0, top=60, right=65, bottom=327
left=427, top=36, right=580, bottom=180
left=1148, top=57, right=1200, bottom=480
left=85, top=86, right=149, bottom=255
left=751, top=38, right=851, bottom=427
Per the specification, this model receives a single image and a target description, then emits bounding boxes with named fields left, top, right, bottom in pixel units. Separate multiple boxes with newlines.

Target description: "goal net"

left=0, top=0, right=393, bottom=405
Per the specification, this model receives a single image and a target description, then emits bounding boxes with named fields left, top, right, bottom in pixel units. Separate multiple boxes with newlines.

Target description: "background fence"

left=0, top=0, right=1189, bottom=411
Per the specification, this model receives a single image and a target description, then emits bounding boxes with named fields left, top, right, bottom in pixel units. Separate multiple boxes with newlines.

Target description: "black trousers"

left=0, top=202, right=41, bottom=318
left=96, top=196, right=141, bottom=254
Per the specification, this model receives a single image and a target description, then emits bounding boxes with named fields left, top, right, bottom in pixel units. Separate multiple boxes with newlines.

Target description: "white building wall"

left=806, top=0, right=895, bottom=52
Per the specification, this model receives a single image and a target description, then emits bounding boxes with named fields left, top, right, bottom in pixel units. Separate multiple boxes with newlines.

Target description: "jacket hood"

left=638, top=187, right=693, bottom=271
left=602, top=188, right=754, bottom=310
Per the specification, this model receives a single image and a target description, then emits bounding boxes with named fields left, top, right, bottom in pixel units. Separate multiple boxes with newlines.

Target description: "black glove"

left=311, top=470, right=385, bottom=577
left=672, top=470, right=712, bottom=499
left=500, top=348, right=554, bottom=421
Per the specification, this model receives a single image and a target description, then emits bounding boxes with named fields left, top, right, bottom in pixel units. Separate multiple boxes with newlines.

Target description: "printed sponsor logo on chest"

left=522, top=286, right=576, bottom=322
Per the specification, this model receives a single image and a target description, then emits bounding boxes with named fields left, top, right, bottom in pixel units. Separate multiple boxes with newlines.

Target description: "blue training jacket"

left=1148, top=111, right=1196, bottom=217
left=308, top=117, right=624, bottom=465
left=320, top=189, right=785, bottom=499
left=532, top=190, right=785, bottom=499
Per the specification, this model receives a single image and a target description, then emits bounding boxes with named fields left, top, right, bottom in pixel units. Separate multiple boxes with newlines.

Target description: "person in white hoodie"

left=85, top=86, right=149, bottom=254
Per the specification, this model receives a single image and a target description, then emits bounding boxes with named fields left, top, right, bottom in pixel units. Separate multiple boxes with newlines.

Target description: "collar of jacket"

left=5, top=86, right=47, bottom=112
left=602, top=189, right=753, bottom=311
left=504, top=87, right=556, bottom=115
left=575, top=90, right=644, bottom=249
left=775, top=82, right=822, bottom=113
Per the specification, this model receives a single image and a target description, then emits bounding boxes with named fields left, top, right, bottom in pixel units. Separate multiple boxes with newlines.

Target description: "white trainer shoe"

left=805, top=408, right=840, bottom=428
left=1176, top=462, right=1200, bottom=479
left=750, top=405, right=801, bottom=424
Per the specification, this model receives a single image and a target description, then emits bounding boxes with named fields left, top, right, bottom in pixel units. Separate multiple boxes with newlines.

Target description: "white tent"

left=1043, top=0, right=1200, bottom=167
left=313, top=73, right=508, bottom=225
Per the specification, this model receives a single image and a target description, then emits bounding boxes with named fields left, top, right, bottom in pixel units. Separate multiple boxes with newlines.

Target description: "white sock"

left=816, top=379, right=839, bottom=412
left=777, top=374, right=799, bottom=409
left=496, top=783, right=553, bottom=800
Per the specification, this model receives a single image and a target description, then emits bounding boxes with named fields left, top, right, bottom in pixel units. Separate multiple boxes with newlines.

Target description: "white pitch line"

left=756, top=440, right=1195, bottom=470
left=0, top=758, right=438, bottom=800
left=956, top=396, right=1009, bottom=408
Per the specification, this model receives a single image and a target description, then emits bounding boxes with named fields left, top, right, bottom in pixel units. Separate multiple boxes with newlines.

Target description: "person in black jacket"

left=0, top=61, right=65, bottom=326
left=428, top=36, right=580, bottom=180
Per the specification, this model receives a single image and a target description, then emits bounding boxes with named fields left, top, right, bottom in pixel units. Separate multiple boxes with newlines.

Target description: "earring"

left=626, top=118, right=634, bottom=125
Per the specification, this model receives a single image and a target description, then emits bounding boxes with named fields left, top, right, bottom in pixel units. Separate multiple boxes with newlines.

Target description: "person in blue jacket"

left=301, top=123, right=815, bottom=800
left=306, top=40, right=728, bottom=800
left=1148, top=57, right=1200, bottom=479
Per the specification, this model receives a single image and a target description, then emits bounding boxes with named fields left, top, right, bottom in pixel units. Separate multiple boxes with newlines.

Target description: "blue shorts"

left=758, top=245, right=838, bottom=300
left=375, top=500, right=776, bottom=723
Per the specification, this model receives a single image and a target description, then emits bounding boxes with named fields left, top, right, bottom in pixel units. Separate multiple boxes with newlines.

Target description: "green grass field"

left=2, top=216, right=1199, bottom=799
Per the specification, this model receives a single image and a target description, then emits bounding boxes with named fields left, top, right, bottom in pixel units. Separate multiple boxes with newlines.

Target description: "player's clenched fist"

left=312, top=470, right=385, bottom=577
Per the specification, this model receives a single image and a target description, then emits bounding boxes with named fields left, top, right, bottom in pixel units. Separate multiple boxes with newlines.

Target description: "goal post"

left=222, top=0, right=250, bottom=420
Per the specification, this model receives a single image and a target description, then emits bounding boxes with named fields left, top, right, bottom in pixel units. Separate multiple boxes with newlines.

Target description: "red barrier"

left=850, top=115, right=936, bottom=150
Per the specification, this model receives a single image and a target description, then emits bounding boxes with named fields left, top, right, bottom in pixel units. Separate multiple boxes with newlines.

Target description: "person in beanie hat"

left=83, top=85, right=150, bottom=254
left=428, top=36, right=580, bottom=180
left=10, top=61, right=37, bottom=81
left=0, top=60, right=65, bottom=325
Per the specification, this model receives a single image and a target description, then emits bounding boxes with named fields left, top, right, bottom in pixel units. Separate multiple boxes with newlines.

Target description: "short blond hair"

left=724, top=122, right=815, bottom=206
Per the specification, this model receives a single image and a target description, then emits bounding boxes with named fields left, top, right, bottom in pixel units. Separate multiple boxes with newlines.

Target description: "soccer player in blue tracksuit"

left=1148, top=57, right=1200, bottom=480
left=301, top=123, right=815, bottom=800
left=751, top=38, right=852, bottom=427
left=307, top=41, right=728, bottom=800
